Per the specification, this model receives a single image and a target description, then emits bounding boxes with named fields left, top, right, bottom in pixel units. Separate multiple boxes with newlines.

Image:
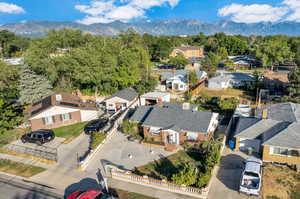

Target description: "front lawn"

left=0, top=128, right=28, bottom=148
left=200, top=88, right=249, bottom=99
left=263, top=164, right=300, bottom=199
left=52, top=122, right=88, bottom=143
left=110, top=188, right=157, bottom=199
left=0, top=158, right=46, bottom=178
left=135, top=138, right=222, bottom=188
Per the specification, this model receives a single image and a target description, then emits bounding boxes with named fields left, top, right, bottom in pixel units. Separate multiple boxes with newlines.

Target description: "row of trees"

left=0, top=30, right=29, bottom=58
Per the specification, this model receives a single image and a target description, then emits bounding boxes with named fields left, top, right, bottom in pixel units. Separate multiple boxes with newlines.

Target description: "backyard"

left=52, top=122, right=88, bottom=143
left=0, top=158, right=46, bottom=178
left=263, top=164, right=300, bottom=199
left=199, top=88, right=253, bottom=101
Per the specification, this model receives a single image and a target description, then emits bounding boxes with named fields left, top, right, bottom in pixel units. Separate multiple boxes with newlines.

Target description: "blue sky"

left=0, top=0, right=299, bottom=25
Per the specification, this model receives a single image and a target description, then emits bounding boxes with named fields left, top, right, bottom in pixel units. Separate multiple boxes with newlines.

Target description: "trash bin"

left=228, top=140, right=235, bottom=150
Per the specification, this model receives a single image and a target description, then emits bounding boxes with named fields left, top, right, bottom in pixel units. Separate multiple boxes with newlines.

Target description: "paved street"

left=0, top=175, right=62, bottom=199
left=85, top=131, right=175, bottom=173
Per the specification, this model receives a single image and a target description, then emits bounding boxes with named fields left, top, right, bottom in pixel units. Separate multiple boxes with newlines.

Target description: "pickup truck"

left=239, top=157, right=262, bottom=196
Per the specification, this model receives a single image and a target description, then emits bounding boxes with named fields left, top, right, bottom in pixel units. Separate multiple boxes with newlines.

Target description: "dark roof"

left=108, top=88, right=138, bottom=102
left=130, top=104, right=215, bottom=133
left=258, top=102, right=300, bottom=122
left=233, top=117, right=261, bottom=137
left=28, top=93, right=97, bottom=118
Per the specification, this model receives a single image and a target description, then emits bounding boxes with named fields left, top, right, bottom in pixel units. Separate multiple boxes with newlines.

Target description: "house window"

left=61, top=113, right=71, bottom=121
left=149, top=127, right=160, bottom=135
left=187, top=132, right=198, bottom=141
left=43, top=116, right=54, bottom=125
left=272, top=147, right=289, bottom=156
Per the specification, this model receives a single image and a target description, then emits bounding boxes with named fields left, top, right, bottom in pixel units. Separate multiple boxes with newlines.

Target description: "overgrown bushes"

left=121, top=120, right=143, bottom=140
left=90, top=132, right=107, bottom=150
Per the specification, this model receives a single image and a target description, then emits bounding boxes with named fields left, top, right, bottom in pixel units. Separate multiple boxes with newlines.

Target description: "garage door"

left=239, top=138, right=261, bottom=153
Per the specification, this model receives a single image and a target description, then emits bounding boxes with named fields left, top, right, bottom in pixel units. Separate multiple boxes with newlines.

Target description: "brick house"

left=170, top=46, right=204, bottom=59
left=233, top=102, right=300, bottom=166
left=129, top=103, right=219, bottom=151
left=105, top=88, right=138, bottom=112
left=28, top=93, right=98, bottom=131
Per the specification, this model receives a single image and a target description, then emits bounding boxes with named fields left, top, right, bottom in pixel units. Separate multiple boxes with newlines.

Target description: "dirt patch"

left=263, top=164, right=300, bottom=199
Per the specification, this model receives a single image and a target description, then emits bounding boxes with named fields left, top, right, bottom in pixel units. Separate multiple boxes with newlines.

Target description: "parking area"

left=85, top=131, right=175, bottom=173
left=209, top=148, right=259, bottom=199
left=9, top=137, right=65, bottom=149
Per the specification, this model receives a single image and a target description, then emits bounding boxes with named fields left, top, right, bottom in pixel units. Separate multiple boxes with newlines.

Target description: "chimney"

left=182, top=102, right=190, bottom=110
left=262, top=109, right=268, bottom=119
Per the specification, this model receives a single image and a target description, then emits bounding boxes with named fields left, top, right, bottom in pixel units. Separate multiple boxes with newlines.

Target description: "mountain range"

left=1, top=19, right=300, bottom=37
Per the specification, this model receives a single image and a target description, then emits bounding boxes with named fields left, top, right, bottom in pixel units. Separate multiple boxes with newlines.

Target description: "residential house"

left=208, top=73, right=254, bottom=89
left=129, top=102, right=219, bottom=151
left=161, top=70, right=207, bottom=91
left=227, top=56, right=258, bottom=69
left=170, top=46, right=204, bottom=59
left=105, top=88, right=138, bottom=112
left=140, top=92, right=170, bottom=106
left=233, top=102, right=300, bottom=166
left=28, top=93, right=98, bottom=131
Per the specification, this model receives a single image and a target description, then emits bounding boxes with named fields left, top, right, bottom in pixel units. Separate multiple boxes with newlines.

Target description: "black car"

left=84, top=119, right=109, bottom=134
left=21, top=129, right=55, bottom=145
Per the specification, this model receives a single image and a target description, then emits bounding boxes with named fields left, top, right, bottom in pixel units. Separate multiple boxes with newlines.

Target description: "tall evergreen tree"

left=18, top=65, right=53, bottom=104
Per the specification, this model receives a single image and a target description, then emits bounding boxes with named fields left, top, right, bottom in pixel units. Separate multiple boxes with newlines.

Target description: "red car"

left=67, top=190, right=102, bottom=199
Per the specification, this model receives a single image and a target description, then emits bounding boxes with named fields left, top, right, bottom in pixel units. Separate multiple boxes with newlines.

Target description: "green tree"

left=217, top=47, right=228, bottom=60
left=134, top=77, right=158, bottom=95
left=288, top=67, right=300, bottom=97
left=189, top=70, right=198, bottom=86
left=171, top=163, right=197, bottom=186
left=168, top=53, right=189, bottom=69
left=18, top=65, right=53, bottom=105
left=218, top=97, right=239, bottom=115
left=202, top=52, right=221, bottom=75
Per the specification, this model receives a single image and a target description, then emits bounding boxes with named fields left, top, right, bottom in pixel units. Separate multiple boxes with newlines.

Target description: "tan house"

left=170, top=46, right=204, bottom=59
left=233, top=102, right=300, bottom=166
left=129, top=103, right=219, bottom=151
left=28, top=93, right=98, bottom=131
left=105, top=88, right=138, bottom=112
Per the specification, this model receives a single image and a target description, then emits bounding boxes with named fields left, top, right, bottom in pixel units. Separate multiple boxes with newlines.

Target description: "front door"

left=168, top=131, right=179, bottom=144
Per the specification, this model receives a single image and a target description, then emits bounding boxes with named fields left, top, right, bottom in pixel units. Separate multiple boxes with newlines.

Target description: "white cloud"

left=218, top=3, right=288, bottom=23
left=75, top=0, right=180, bottom=25
left=283, top=0, right=300, bottom=22
left=0, top=2, right=25, bottom=14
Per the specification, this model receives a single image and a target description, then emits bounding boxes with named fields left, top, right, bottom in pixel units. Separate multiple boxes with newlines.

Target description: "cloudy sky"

left=0, top=0, right=300, bottom=24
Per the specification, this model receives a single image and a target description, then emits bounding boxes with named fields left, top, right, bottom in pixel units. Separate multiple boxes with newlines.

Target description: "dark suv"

left=21, top=129, right=55, bottom=145
left=84, top=119, right=109, bottom=134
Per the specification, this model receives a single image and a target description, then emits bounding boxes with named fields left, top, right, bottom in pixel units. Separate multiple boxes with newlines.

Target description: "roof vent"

left=56, top=94, right=62, bottom=101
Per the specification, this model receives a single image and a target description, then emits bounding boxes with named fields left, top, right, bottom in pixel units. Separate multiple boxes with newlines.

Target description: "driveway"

left=208, top=148, right=258, bottom=199
left=85, top=131, right=175, bottom=173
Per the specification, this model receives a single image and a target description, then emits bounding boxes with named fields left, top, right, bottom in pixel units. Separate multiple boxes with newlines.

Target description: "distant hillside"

left=1, top=19, right=300, bottom=37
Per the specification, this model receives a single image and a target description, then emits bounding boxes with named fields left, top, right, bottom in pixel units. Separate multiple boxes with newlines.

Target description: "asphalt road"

left=0, top=177, right=63, bottom=199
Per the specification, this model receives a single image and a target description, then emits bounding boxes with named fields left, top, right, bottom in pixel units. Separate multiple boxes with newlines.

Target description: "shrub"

left=90, top=132, right=107, bottom=150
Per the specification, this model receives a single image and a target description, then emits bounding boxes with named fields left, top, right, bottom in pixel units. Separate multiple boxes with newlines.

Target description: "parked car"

left=67, top=190, right=116, bottom=199
left=239, top=157, right=262, bottom=196
left=21, top=129, right=55, bottom=145
left=84, top=119, right=109, bottom=134
left=67, top=190, right=102, bottom=199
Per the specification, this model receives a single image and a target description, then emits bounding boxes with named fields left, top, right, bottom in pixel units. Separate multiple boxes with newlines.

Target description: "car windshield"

left=244, top=171, right=259, bottom=178
left=43, top=132, right=53, bottom=138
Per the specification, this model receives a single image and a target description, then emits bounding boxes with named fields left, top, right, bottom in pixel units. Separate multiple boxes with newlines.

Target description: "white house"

left=140, top=92, right=171, bottom=106
left=208, top=73, right=254, bottom=89
left=105, top=88, right=139, bottom=112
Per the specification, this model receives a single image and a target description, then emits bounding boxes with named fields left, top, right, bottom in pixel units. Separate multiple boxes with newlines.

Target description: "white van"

left=239, top=157, right=262, bottom=196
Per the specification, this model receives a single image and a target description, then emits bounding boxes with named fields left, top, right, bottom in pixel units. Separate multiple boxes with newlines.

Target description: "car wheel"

left=21, top=139, right=26, bottom=144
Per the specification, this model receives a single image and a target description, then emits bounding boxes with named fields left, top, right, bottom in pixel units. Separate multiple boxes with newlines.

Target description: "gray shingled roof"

left=233, top=117, right=261, bottom=137
left=259, top=102, right=300, bottom=122
left=109, top=88, right=138, bottom=102
left=234, top=119, right=281, bottom=139
left=129, top=106, right=153, bottom=123
left=161, top=70, right=206, bottom=81
left=263, top=122, right=300, bottom=149
left=131, top=105, right=215, bottom=133
left=209, top=73, right=253, bottom=83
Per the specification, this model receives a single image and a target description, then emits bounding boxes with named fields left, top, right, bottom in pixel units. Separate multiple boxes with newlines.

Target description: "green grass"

left=135, top=150, right=203, bottom=181
left=0, top=158, right=46, bottom=178
left=0, top=128, right=28, bottom=148
left=52, top=122, right=88, bottom=143
left=91, top=133, right=107, bottom=150
left=111, top=188, right=157, bottom=199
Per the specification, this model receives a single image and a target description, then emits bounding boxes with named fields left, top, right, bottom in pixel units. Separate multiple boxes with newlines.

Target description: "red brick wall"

left=143, top=126, right=164, bottom=143
left=30, top=111, right=82, bottom=131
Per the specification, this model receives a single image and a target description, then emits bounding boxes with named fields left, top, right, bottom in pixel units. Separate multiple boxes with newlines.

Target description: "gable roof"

left=209, top=73, right=254, bottom=83
left=259, top=102, right=300, bottom=122
left=262, top=122, right=300, bottom=149
left=161, top=70, right=207, bottom=81
left=130, top=104, right=215, bottom=133
left=28, top=93, right=97, bottom=118
left=108, top=88, right=138, bottom=102
left=234, top=119, right=281, bottom=140
left=233, top=117, right=261, bottom=137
